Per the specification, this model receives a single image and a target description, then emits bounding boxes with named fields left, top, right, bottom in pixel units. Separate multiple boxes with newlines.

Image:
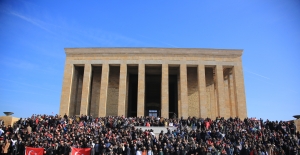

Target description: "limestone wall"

left=295, top=119, right=300, bottom=132
left=0, top=116, right=19, bottom=126
left=205, top=68, right=216, bottom=119
left=187, top=67, right=199, bottom=117
left=223, top=71, right=230, bottom=118
left=69, top=66, right=83, bottom=116
left=89, top=66, right=102, bottom=116
left=106, top=66, right=120, bottom=116
left=223, top=68, right=236, bottom=118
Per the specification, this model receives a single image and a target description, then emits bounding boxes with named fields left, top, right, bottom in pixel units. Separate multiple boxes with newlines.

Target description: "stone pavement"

left=135, top=126, right=178, bottom=135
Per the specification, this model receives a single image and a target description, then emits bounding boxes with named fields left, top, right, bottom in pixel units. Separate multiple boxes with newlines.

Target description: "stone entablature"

left=60, top=48, right=247, bottom=119
left=65, top=48, right=242, bottom=56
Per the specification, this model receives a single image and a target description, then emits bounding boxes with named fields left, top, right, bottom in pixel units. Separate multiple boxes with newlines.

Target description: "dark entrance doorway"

left=145, top=75, right=161, bottom=116
left=127, top=65, right=179, bottom=118
left=169, top=66, right=179, bottom=118
left=169, top=75, right=178, bottom=118
left=127, top=66, right=138, bottom=117
left=145, top=66, right=162, bottom=116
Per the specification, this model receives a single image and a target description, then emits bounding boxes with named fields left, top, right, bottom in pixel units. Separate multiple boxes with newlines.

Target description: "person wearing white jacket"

left=147, top=147, right=153, bottom=155
left=136, top=147, right=142, bottom=155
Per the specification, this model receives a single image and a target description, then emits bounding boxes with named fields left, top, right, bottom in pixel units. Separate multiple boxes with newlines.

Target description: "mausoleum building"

left=59, top=48, right=247, bottom=119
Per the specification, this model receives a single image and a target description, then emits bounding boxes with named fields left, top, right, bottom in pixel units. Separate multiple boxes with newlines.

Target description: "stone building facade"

left=59, top=48, right=247, bottom=119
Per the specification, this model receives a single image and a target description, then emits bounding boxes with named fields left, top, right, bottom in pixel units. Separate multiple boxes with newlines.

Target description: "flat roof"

left=65, top=47, right=243, bottom=57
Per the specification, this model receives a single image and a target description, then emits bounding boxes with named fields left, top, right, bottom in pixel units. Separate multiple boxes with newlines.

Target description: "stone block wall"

left=295, top=119, right=300, bottom=132
left=205, top=68, right=217, bottom=119
left=187, top=67, right=199, bottom=117
left=69, top=66, right=83, bottom=116
left=106, top=66, right=120, bottom=116
left=0, top=116, right=19, bottom=126
left=223, top=68, right=231, bottom=118
left=89, top=66, right=102, bottom=117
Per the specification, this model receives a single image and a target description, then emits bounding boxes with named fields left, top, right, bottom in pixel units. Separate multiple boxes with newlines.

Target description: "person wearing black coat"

left=117, top=145, right=123, bottom=155
left=240, top=145, right=250, bottom=155
left=233, top=145, right=240, bottom=155
left=46, top=146, right=54, bottom=155
left=58, top=142, right=65, bottom=155
left=180, top=145, right=187, bottom=155
left=53, top=143, right=59, bottom=155
left=130, top=143, right=137, bottom=155
left=101, top=144, right=107, bottom=155
left=125, top=144, right=131, bottom=155
left=63, top=144, right=71, bottom=155
left=175, top=147, right=180, bottom=155
left=17, top=141, right=25, bottom=155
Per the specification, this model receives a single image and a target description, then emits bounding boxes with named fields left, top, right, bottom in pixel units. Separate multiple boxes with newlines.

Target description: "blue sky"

left=0, top=1, right=299, bottom=121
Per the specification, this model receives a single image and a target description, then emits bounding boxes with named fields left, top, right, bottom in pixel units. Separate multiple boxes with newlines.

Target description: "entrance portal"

left=169, top=66, right=179, bottom=118
left=127, top=66, right=138, bottom=117
left=145, top=66, right=162, bottom=116
left=169, top=75, right=178, bottom=118
left=145, top=75, right=161, bottom=116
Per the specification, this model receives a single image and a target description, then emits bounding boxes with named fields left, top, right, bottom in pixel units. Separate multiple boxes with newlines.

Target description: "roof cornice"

left=65, top=47, right=243, bottom=57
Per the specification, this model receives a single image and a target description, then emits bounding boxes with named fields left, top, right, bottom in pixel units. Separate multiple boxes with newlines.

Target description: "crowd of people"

left=0, top=114, right=299, bottom=155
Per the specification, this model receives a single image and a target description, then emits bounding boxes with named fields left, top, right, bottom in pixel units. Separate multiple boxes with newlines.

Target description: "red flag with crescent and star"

left=71, top=147, right=91, bottom=155
left=25, top=147, right=44, bottom=155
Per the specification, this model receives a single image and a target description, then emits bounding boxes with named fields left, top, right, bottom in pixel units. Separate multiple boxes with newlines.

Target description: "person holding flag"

left=25, top=147, right=44, bottom=155
left=71, top=147, right=91, bottom=155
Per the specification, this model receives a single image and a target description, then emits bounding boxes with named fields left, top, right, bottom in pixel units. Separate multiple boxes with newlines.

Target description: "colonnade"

left=60, top=62, right=247, bottom=119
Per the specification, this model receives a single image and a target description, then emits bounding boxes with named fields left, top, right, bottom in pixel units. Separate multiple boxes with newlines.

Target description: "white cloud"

left=8, top=11, right=56, bottom=35
left=245, top=70, right=270, bottom=80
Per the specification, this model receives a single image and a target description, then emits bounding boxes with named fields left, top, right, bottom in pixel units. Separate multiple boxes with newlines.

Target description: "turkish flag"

left=71, top=147, right=91, bottom=155
left=25, top=147, right=44, bottom=155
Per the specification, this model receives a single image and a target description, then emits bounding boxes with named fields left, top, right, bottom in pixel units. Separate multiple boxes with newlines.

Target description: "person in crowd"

left=2, top=139, right=11, bottom=155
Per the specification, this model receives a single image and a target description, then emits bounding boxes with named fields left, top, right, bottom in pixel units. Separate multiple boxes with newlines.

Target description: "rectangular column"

left=69, top=68, right=79, bottom=116
left=125, top=73, right=130, bottom=117
left=137, top=63, right=145, bottom=117
left=118, top=63, right=127, bottom=116
left=59, top=63, right=74, bottom=116
left=99, top=64, right=109, bottom=117
left=161, top=64, right=169, bottom=118
left=228, top=70, right=236, bottom=117
left=223, top=70, right=231, bottom=118
left=180, top=64, right=188, bottom=118
left=216, top=65, right=226, bottom=117
left=233, top=64, right=247, bottom=118
left=80, top=64, right=92, bottom=115
left=197, top=64, right=207, bottom=118
left=177, top=74, right=181, bottom=117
